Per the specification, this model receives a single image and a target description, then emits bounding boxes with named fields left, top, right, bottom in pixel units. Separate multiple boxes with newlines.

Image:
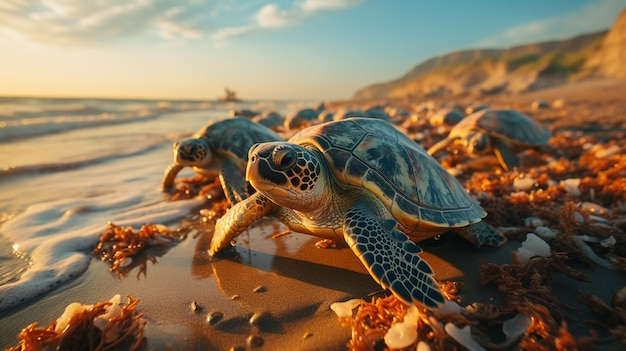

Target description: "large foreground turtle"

left=210, top=118, right=506, bottom=308
left=427, top=109, right=551, bottom=171
left=161, top=117, right=282, bottom=204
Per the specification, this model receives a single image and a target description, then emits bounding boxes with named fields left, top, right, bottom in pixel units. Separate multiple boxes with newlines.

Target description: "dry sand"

left=2, top=78, right=625, bottom=350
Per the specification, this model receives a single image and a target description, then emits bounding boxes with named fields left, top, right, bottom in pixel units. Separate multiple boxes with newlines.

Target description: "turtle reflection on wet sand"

left=161, top=117, right=283, bottom=205
left=211, top=118, right=506, bottom=308
left=427, top=109, right=552, bottom=171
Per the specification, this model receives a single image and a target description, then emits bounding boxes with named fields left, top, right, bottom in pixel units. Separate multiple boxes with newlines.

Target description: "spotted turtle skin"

left=211, top=118, right=505, bottom=308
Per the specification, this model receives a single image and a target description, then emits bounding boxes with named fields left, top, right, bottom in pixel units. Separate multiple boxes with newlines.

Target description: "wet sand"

left=2, top=78, right=626, bottom=350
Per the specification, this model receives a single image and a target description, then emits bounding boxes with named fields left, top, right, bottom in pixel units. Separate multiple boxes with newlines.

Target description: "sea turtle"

left=210, top=118, right=506, bottom=308
left=161, top=117, right=283, bottom=204
left=427, top=109, right=551, bottom=171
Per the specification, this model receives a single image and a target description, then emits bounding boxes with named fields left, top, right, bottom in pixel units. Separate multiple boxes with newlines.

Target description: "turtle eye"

left=272, top=146, right=296, bottom=170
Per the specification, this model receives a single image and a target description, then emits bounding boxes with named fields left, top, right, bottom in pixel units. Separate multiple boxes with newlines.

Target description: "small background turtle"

left=427, top=108, right=551, bottom=171
left=211, top=118, right=505, bottom=308
left=161, top=117, right=282, bottom=204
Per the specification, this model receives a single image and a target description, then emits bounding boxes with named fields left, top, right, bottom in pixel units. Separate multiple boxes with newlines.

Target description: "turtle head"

left=247, top=142, right=325, bottom=211
left=173, top=138, right=213, bottom=167
left=463, top=131, right=491, bottom=156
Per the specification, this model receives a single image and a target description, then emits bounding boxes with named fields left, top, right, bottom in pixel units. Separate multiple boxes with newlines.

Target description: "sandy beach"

left=1, top=78, right=625, bottom=350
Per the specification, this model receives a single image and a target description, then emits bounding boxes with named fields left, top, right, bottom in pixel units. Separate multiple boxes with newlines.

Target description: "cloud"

left=477, top=0, right=624, bottom=48
left=0, top=0, right=362, bottom=47
left=0, top=0, right=211, bottom=45
left=212, top=0, right=362, bottom=46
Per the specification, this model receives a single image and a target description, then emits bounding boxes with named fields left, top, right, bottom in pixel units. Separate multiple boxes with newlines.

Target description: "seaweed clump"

left=6, top=295, right=145, bottom=351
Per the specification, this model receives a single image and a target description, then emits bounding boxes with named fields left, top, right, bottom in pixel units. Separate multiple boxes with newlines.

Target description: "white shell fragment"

left=515, top=233, right=551, bottom=265
left=513, top=178, right=535, bottom=191
left=524, top=216, right=545, bottom=228
left=534, top=226, right=557, bottom=239
left=560, top=178, right=581, bottom=196
left=384, top=321, right=418, bottom=349
left=417, top=341, right=432, bottom=351
left=330, top=299, right=364, bottom=318
left=601, top=236, right=616, bottom=248
left=503, top=313, right=531, bottom=341
left=445, top=323, right=486, bottom=351
left=594, top=144, right=621, bottom=158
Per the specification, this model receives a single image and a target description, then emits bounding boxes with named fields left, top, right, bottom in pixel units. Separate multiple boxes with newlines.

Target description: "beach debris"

left=93, top=222, right=180, bottom=272
left=427, top=108, right=552, bottom=171
left=6, top=294, right=145, bottom=351
left=513, top=177, right=535, bottom=191
left=211, top=118, right=506, bottom=308
left=315, top=239, right=337, bottom=249
left=560, top=178, right=581, bottom=196
left=161, top=117, right=283, bottom=205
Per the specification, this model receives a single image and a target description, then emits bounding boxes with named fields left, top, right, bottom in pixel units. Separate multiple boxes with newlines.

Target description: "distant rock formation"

left=353, top=9, right=626, bottom=100
left=581, top=9, right=626, bottom=78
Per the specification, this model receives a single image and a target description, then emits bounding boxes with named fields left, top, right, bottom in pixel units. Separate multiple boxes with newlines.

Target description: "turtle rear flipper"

left=455, top=221, right=506, bottom=247
left=493, top=138, right=519, bottom=171
left=220, top=159, right=249, bottom=204
left=343, top=206, right=444, bottom=309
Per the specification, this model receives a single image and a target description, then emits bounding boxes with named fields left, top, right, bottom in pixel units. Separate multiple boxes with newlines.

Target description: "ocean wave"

left=0, top=137, right=172, bottom=178
left=0, top=98, right=216, bottom=142
left=0, top=192, right=206, bottom=312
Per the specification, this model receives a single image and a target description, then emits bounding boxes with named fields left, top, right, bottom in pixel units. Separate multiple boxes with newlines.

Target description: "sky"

left=0, top=0, right=624, bottom=101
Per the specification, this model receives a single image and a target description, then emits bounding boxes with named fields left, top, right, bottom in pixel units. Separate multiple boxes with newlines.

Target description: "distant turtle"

left=427, top=109, right=551, bottom=171
left=211, top=118, right=506, bottom=308
left=284, top=108, right=319, bottom=131
left=253, top=111, right=284, bottom=132
left=429, top=107, right=464, bottom=127
left=161, top=117, right=283, bottom=204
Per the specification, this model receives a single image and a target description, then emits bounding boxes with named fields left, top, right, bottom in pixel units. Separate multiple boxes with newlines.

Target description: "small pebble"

left=190, top=301, right=201, bottom=314
left=249, top=311, right=273, bottom=328
left=207, top=311, right=224, bottom=325
left=524, top=216, right=544, bottom=228
left=315, top=239, right=336, bottom=249
left=253, top=285, right=267, bottom=293
left=303, top=332, right=313, bottom=340
left=246, top=335, right=264, bottom=348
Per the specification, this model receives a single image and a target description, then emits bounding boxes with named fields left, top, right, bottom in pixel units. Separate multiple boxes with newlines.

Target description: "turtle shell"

left=290, top=118, right=485, bottom=235
left=195, top=117, right=282, bottom=165
left=449, top=109, right=551, bottom=146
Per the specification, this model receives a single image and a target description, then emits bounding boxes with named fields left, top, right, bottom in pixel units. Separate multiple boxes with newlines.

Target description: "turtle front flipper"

left=455, top=221, right=506, bottom=247
left=219, top=159, right=248, bottom=204
left=343, top=206, right=445, bottom=309
left=492, top=138, right=519, bottom=171
left=161, top=164, right=184, bottom=191
left=210, top=192, right=277, bottom=255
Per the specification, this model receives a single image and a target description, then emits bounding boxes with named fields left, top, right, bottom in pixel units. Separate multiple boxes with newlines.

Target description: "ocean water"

left=0, top=97, right=307, bottom=313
